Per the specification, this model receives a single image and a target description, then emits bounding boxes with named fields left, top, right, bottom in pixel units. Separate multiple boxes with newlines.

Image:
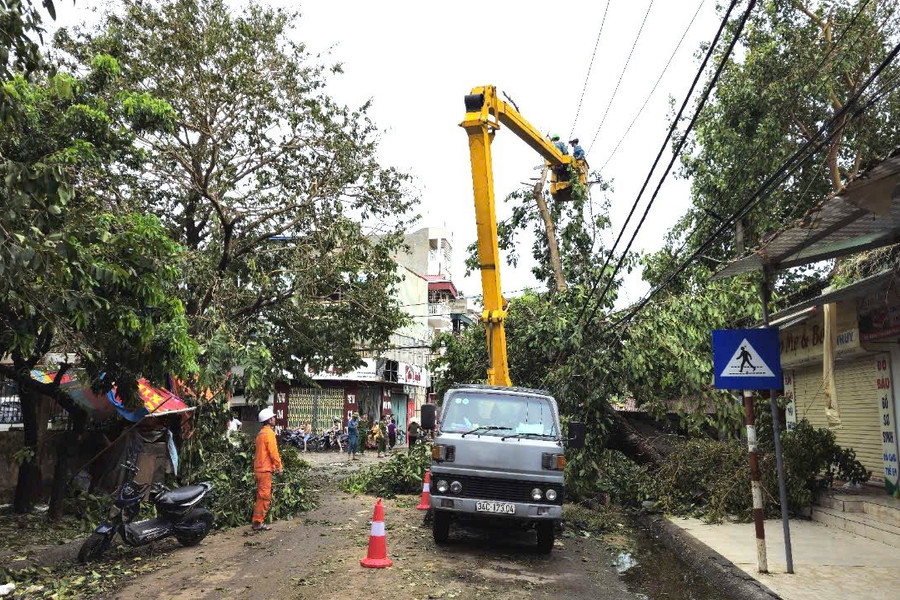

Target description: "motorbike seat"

left=157, top=484, right=206, bottom=506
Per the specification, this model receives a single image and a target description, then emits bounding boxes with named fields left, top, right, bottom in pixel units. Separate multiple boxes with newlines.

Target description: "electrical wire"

left=582, top=0, right=757, bottom=331
left=574, top=0, right=744, bottom=329
left=586, top=0, right=657, bottom=154
left=598, top=0, right=707, bottom=172
left=569, top=0, right=614, bottom=140
left=578, top=0, right=880, bottom=333
left=604, top=40, right=900, bottom=336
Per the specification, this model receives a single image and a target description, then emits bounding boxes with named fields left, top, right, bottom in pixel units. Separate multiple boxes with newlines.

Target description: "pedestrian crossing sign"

left=712, top=328, right=782, bottom=390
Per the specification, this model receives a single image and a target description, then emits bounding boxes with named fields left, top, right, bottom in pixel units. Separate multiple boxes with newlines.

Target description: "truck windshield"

left=441, top=392, right=558, bottom=438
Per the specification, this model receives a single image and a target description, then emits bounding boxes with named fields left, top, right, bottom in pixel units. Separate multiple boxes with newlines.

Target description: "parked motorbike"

left=78, top=461, right=215, bottom=563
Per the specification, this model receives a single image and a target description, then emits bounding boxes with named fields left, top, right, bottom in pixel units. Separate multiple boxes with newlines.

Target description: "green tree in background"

left=58, top=0, right=416, bottom=409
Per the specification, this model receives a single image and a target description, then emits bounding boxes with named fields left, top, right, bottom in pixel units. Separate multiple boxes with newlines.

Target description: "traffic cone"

left=415, top=469, right=432, bottom=511
left=360, top=498, right=393, bottom=568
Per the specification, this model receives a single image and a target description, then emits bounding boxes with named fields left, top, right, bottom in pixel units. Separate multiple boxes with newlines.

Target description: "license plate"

left=475, top=501, right=515, bottom=515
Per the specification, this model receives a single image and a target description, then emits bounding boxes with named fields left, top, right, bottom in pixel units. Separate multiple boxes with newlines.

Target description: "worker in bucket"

left=550, top=134, right=568, bottom=156
left=569, top=138, right=585, bottom=160
left=252, top=407, right=283, bottom=531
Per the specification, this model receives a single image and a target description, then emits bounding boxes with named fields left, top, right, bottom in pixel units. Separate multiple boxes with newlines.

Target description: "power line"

left=605, top=39, right=900, bottom=336
left=617, top=0, right=881, bottom=296
left=581, top=0, right=757, bottom=332
left=574, top=0, right=744, bottom=329
left=569, top=0, right=614, bottom=140
left=586, top=0, right=657, bottom=153
left=599, top=0, right=707, bottom=172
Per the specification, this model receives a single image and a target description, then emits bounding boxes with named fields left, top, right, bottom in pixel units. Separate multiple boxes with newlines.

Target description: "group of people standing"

left=345, top=412, right=420, bottom=460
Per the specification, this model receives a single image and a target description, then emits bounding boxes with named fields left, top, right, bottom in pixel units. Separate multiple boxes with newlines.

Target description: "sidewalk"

left=669, top=517, right=899, bottom=600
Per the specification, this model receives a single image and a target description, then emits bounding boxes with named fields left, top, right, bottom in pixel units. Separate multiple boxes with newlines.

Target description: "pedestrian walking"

left=252, top=407, right=282, bottom=531
left=388, top=416, right=397, bottom=450
left=374, top=417, right=387, bottom=458
left=347, top=412, right=359, bottom=461
left=358, top=413, right=369, bottom=455
left=407, top=419, right=420, bottom=453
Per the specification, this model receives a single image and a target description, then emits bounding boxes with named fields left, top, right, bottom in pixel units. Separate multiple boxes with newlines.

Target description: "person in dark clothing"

left=357, top=413, right=368, bottom=455
left=387, top=416, right=397, bottom=450
left=407, top=420, right=420, bottom=453
left=569, top=138, right=585, bottom=160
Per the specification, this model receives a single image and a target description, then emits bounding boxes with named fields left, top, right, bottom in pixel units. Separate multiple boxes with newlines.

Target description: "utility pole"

left=532, top=165, right=567, bottom=293
left=742, top=389, right=768, bottom=573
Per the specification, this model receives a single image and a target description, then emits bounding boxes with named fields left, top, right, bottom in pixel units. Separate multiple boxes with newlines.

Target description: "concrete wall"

left=394, top=227, right=454, bottom=280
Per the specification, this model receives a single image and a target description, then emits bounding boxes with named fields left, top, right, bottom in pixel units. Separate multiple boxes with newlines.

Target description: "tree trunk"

left=49, top=411, right=86, bottom=520
left=600, top=400, right=664, bottom=467
left=533, top=165, right=567, bottom=293
left=13, top=388, right=42, bottom=513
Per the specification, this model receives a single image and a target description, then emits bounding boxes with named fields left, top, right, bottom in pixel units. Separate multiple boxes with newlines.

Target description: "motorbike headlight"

left=450, top=481, right=462, bottom=494
left=531, top=488, right=543, bottom=501
left=545, top=488, right=558, bottom=502
left=436, top=479, right=450, bottom=494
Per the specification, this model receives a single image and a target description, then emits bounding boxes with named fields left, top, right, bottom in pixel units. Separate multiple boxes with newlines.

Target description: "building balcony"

left=428, top=302, right=452, bottom=330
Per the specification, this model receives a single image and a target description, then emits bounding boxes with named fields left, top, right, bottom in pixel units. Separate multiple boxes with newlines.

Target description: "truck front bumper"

left=429, top=495, right=562, bottom=520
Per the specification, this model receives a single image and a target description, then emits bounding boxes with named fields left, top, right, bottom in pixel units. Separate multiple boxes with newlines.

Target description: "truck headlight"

left=545, top=489, right=558, bottom=502
left=436, top=479, right=450, bottom=494
left=531, top=488, right=543, bottom=501
left=450, top=481, right=462, bottom=494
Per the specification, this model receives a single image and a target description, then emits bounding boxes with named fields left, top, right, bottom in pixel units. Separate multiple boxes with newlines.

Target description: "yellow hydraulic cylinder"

left=460, top=113, right=511, bottom=387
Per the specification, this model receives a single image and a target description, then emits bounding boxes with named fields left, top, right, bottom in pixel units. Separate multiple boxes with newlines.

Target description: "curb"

left=640, top=514, right=781, bottom=600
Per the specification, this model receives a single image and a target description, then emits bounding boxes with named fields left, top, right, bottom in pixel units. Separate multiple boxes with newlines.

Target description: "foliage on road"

left=184, top=434, right=314, bottom=528
left=655, top=416, right=870, bottom=523
left=566, top=449, right=654, bottom=507
left=341, top=443, right=432, bottom=498
left=1, top=551, right=164, bottom=599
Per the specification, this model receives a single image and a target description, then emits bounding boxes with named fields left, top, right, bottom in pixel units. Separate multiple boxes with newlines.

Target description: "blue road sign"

left=712, top=328, right=782, bottom=390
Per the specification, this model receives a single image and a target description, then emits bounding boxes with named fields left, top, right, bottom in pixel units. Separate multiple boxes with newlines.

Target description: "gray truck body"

left=429, top=385, right=566, bottom=527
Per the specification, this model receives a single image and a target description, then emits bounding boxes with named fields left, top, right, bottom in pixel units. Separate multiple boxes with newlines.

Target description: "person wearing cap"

left=252, top=407, right=282, bottom=531
left=569, top=138, right=585, bottom=160
left=550, top=134, right=568, bottom=156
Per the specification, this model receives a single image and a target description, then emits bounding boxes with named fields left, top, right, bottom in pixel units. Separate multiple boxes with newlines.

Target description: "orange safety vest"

left=254, top=425, right=282, bottom=472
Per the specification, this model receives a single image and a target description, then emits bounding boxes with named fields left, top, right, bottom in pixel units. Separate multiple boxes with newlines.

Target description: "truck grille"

left=435, top=474, right=563, bottom=505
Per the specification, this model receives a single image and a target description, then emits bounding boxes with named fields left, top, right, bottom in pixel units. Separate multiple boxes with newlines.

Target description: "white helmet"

left=258, top=407, right=275, bottom=422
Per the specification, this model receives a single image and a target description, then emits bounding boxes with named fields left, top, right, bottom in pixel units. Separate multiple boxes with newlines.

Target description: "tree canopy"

left=58, top=0, right=416, bottom=399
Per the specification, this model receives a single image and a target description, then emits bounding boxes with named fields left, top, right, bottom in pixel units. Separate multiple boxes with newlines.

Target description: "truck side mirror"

left=567, top=422, right=586, bottom=449
left=421, top=404, right=437, bottom=431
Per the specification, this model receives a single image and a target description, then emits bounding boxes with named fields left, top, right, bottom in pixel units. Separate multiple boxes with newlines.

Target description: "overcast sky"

left=55, top=0, right=723, bottom=307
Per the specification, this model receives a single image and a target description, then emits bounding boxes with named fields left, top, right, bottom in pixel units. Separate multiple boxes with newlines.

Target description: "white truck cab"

left=422, top=385, right=585, bottom=553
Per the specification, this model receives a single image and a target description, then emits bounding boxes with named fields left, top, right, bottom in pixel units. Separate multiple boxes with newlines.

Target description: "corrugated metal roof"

left=712, top=152, right=900, bottom=280
left=766, top=269, right=899, bottom=326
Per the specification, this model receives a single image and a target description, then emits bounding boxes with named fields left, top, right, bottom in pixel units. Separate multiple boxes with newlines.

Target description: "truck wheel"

left=432, top=510, right=450, bottom=543
left=536, top=521, right=554, bottom=554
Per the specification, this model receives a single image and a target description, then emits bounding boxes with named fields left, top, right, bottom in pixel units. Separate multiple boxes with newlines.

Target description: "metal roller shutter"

left=792, top=356, right=885, bottom=482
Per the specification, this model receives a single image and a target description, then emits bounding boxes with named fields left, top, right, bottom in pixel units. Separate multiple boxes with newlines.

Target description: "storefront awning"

left=713, top=152, right=900, bottom=280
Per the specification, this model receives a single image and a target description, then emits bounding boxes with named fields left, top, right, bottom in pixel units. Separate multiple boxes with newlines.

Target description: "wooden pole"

left=743, top=389, right=768, bottom=573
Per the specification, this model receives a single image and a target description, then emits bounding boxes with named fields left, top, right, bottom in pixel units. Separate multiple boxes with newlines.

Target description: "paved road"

left=108, top=453, right=638, bottom=600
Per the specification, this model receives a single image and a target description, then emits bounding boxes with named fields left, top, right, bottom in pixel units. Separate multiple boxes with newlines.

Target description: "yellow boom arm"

left=460, top=85, right=586, bottom=387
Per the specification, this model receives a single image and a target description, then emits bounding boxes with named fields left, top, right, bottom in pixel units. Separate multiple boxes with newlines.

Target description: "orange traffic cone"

left=360, top=498, right=393, bottom=568
left=416, top=469, right=432, bottom=511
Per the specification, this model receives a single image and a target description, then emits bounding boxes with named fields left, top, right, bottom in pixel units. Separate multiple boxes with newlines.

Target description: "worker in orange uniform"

left=252, top=407, right=282, bottom=531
